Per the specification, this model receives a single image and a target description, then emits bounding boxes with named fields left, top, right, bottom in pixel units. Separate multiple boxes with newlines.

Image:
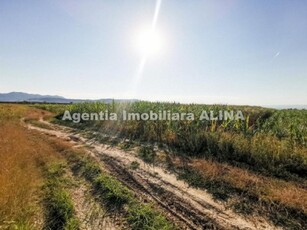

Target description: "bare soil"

left=65, top=170, right=126, bottom=230
left=25, top=119, right=281, bottom=230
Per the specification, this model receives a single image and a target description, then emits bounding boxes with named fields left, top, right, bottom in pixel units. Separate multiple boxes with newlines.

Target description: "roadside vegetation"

left=34, top=101, right=307, bottom=229
left=43, top=162, right=79, bottom=230
left=60, top=148, right=176, bottom=230
left=0, top=105, right=50, bottom=229
left=1, top=103, right=305, bottom=229
left=175, top=160, right=306, bottom=229
left=0, top=104, right=79, bottom=229
left=0, top=103, right=177, bottom=229
left=37, top=102, right=307, bottom=179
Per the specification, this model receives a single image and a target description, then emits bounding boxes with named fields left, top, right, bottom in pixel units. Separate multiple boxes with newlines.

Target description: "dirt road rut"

left=26, top=119, right=280, bottom=230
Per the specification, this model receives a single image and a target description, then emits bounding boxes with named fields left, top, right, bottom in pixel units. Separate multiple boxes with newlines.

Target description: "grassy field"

left=36, top=102, right=307, bottom=179
left=1, top=103, right=306, bottom=229
left=33, top=101, right=307, bottom=229
left=0, top=104, right=175, bottom=229
left=0, top=105, right=58, bottom=228
left=0, top=104, right=84, bottom=229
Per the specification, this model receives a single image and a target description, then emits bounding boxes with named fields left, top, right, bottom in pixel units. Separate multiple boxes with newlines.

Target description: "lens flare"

left=137, top=29, right=163, bottom=56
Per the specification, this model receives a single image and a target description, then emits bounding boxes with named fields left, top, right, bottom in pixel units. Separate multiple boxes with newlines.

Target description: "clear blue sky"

left=1, top=0, right=306, bottom=105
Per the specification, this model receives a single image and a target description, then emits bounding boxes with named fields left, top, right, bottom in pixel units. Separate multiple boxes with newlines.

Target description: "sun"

left=137, top=29, right=164, bottom=56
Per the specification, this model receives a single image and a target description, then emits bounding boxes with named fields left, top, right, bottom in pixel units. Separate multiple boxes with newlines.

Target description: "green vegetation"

left=130, top=161, right=140, bottom=170
left=64, top=151, right=175, bottom=230
left=26, top=118, right=53, bottom=130
left=31, top=104, right=71, bottom=115
left=32, top=102, right=307, bottom=229
left=261, top=109, right=306, bottom=146
left=0, top=104, right=176, bottom=229
left=35, top=102, right=307, bottom=179
left=127, top=203, right=174, bottom=230
left=43, top=162, right=79, bottom=230
left=138, top=146, right=156, bottom=164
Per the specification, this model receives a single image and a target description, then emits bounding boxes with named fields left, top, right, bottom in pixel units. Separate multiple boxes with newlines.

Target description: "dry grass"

left=1, top=103, right=305, bottom=229
left=0, top=104, right=59, bottom=228
left=189, top=158, right=307, bottom=213
left=171, top=155, right=307, bottom=228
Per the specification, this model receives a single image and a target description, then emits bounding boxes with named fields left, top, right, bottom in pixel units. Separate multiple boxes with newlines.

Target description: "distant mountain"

left=0, top=92, right=64, bottom=102
left=0, top=92, right=137, bottom=104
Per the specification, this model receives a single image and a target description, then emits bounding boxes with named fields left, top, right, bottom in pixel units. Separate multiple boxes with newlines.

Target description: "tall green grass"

left=36, top=102, right=307, bottom=179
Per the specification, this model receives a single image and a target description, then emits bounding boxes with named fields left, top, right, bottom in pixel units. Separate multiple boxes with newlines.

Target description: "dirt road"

left=25, top=119, right=280, bottom=230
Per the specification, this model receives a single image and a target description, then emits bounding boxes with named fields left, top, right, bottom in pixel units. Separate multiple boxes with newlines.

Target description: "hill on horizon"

left=0, top=92, right=306, bottom=109
left=0, top=92, right=137, bottom=104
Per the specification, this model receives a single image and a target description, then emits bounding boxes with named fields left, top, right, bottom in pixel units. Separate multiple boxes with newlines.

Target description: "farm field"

left=2, top=1, right=307, bottom=230
left=1, top=103, right=306, bottom=229
left=39, top=102, right=307, bottom=179
left=0, top=104, right=174, bottom=229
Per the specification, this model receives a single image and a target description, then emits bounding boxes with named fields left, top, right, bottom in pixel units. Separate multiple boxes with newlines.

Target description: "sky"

left=0, top=0, right=307, bottom=106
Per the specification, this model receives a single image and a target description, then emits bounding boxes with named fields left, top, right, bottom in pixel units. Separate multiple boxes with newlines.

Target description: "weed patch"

left=63, top=150, right=175, bottom=230
left=43, top=162, right=79, bottom=230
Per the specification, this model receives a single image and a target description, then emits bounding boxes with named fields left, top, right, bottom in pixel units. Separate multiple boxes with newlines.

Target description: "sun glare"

left=137, top=29, right=163, bottom=56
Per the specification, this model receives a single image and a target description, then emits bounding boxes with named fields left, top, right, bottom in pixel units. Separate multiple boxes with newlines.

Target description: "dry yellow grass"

left=0, top=104, right=59, bottom=228
left=1, top=104, right=306, bottom=228
left=190, top=158, right=307, bottom=213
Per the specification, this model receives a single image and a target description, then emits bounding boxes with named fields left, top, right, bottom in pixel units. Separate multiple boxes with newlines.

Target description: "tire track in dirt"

left=25, top=119, right=281, bottom=230
left=99, top=155, right=220, bottom=230
left=65, top=170, right=126, bottom=230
